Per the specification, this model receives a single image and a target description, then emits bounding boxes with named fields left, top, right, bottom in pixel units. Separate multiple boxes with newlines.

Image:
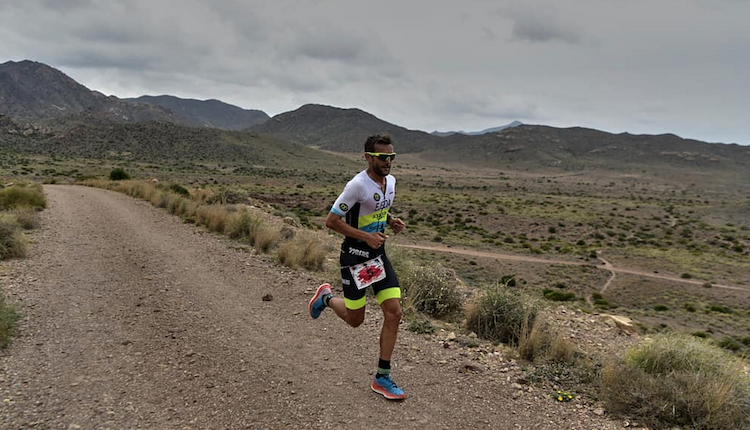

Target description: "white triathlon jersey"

left=330, top=170, right=396, bottom=236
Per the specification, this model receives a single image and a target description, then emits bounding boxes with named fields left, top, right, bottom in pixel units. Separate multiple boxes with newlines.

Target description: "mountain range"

left=1, top=59, right=749, bottom=180
left=431, top=121, right=524, bottom=137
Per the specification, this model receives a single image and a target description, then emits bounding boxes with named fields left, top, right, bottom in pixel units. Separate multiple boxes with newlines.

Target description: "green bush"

left=169, top=183, right=190, bottom=196
left=0, top=215, right=27, bottom=260
left=466, top=283, right=539, bottom=345
left=542, top=288, right=577, bottom=302
left=716, top=337, right=744, bottom=352
left=0, top=292, right=21, bottom=349
left=109, top=167, right=130, bottom=181
left=601, top=334, right=750, bottom=430
left=710, top=305, right=732, bottom=314
left=401, top=263, right=463, bottom=318
left=0, top=184, right=46, bottom=210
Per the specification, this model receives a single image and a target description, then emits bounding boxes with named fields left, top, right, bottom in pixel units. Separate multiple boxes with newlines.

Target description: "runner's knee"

left=346, top=313, right=365, bottom=327
left=382, top=302, right=402, bottom=323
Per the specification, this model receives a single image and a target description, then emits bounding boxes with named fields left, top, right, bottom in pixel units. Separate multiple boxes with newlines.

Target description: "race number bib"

left=349, top=256, right=386, bottom=290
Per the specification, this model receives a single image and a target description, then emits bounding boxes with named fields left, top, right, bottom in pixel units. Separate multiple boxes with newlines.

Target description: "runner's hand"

left=365, top=232, right=387, bottom=249
left=389, top=217, right=406, bottom=234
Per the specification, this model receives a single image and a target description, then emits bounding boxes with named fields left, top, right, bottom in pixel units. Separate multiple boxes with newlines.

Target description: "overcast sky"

left=1, top=0, right=748, bottom=144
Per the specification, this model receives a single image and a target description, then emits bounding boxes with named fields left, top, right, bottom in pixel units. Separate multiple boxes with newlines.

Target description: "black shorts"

left=340, top=245, right=400, bottom=310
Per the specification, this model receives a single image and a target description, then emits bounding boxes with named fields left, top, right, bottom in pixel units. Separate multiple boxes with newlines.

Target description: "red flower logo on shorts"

left=357, top=265, right=384, bottom=284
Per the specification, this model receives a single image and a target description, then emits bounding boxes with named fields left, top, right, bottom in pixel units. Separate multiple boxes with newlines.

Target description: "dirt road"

left=0, top=185, right=623, bottom=429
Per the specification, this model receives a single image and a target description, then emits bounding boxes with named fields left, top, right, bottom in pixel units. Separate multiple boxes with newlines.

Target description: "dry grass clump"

left=601, top=333, right=750, bottom=430
left=195, top=205, right=230, bottom=234
left=0, top=183, right=46, bottom=210
left=518, top=316, right=576, bottom=363
left=401, top=262, right=463, bottom=319
left=11, top=208, right=41, bottom=230
left=0, top=291, right=21, bottom=349
left=277, top=232, right=329, bottom=271
left=226, top=210, right=279, bottom=252
left=465, top=282, right=540, bottom=345
left=0, top=214, right=27, bottom=260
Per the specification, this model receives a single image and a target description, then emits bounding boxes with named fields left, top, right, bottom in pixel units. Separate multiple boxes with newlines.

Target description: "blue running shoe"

left=308, top=283, right=331, bottom=319
left=371, top=374, right=406, bottom=400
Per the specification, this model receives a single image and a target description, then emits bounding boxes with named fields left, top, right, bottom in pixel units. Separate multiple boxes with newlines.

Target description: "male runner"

left=308, top=133, right=407, bottom=400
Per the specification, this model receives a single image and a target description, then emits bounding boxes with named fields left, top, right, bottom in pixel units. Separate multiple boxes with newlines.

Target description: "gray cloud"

left=0, top=0, right=749, bottom=144
left=500, top=4, right=584, bottom=44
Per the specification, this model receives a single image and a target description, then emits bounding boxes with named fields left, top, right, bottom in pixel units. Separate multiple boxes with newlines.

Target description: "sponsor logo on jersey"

left=373, top=193, right=381, bottom=202
left=348, top=247, right=370, bottom=258
left=339, top=203, right=349, bottom=212
left=341, top=279, right=351, bottom=286
left=374, top=198, right=391, bottom=212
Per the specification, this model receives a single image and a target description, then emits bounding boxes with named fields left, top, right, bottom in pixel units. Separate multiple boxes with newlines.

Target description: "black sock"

left=376, top=359, right=391, bottom=377
left=322, top=294, right=332, bottom=307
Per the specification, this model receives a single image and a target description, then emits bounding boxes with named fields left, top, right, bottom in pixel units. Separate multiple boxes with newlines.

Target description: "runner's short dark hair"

left=364, top=134, right=393, bottom=152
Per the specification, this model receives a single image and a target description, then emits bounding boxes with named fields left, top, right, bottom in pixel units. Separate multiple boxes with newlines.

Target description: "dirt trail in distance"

left=396, top=243, right=749, bottom=292
left=0, top=185, right=624, bottom=429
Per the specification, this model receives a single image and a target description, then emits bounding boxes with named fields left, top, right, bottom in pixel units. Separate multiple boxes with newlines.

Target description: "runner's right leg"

left=328, top=297, right=365, bottom=327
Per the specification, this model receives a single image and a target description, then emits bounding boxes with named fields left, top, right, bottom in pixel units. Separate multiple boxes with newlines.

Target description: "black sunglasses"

left=366, top=152, right=397, bottom=162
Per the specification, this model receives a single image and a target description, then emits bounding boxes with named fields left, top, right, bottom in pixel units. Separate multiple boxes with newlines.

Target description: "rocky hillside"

left=434, top=125, right=750, bottom=174
left=249, top=103, right=441, bottom=153
left=0, top=60, right=185, bottom=124
left=126, top=95, right=269, bottom=130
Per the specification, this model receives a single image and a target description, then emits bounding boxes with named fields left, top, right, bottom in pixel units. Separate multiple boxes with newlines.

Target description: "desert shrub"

left=206, top=188, right=244, bottom=205
left=406, top=313, right=435, bottom=334
left=169, top=183, right=190, bottom=196
left=466, top=283, right=539, bottom=345
left=11, top=208, right=40, bottom=230
left=0, top=184, right=46, bottom=210
left=594, top=298, right=615, bottom=309
left=542, top=288, right=577, bottom=302
left=0, top=292, right=21, bottom=349
left=500, top=275, right=516, bottom=287
left=226, top=210, right=261, bottom=240
left=654, top=304, right=669, bottom=311
left=253, top=224, right=279, bottom=252
left=0, top=215, right=27, bottom=260
left=109, top=167, right=130, bottom=181
left=401, top=262, right=463, bottom=318
left=684, top=303, right=697, bottom=312
left=716, top=337, right=744, bottom=352
left=601, top=333, right=750, bottom=430
left=277, top=232, right=328, bottom=271
left=167, top=196, right=188, bottom=216
left=195, top=205, right=229, bottom=234
left=709, top=305, right=732, bottom=314
left=518, top=316, right=576, bottom=363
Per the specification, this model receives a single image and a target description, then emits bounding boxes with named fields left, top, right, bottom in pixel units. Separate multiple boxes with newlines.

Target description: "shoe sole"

left=371, top=382, right=406, bottom=400
left=308, top=283, right=331, bottom=318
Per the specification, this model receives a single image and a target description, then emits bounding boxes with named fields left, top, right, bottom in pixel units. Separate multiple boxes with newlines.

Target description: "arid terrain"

left=0, top=185, right=637, bottom=429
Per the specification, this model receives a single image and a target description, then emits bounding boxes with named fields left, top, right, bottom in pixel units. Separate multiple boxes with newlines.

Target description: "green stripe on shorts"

left=345, top=296, right=367, bottom=310
left=376, top=287, right=401, bottom=305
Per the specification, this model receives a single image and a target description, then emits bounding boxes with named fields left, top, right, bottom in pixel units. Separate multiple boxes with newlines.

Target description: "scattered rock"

left=262, top=294, right=273, bottom=301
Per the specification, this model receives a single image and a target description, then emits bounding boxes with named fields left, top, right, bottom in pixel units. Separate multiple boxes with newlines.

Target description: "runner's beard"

left=374, top=164, right=391, bottom=177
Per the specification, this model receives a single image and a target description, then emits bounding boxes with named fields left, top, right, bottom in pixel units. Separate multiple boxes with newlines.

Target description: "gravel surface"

left=0, top=185, right=630, bottom=429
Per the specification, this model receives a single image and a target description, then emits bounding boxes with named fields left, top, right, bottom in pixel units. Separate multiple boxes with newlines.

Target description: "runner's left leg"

left=378, top=297, right=402, bottom=361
